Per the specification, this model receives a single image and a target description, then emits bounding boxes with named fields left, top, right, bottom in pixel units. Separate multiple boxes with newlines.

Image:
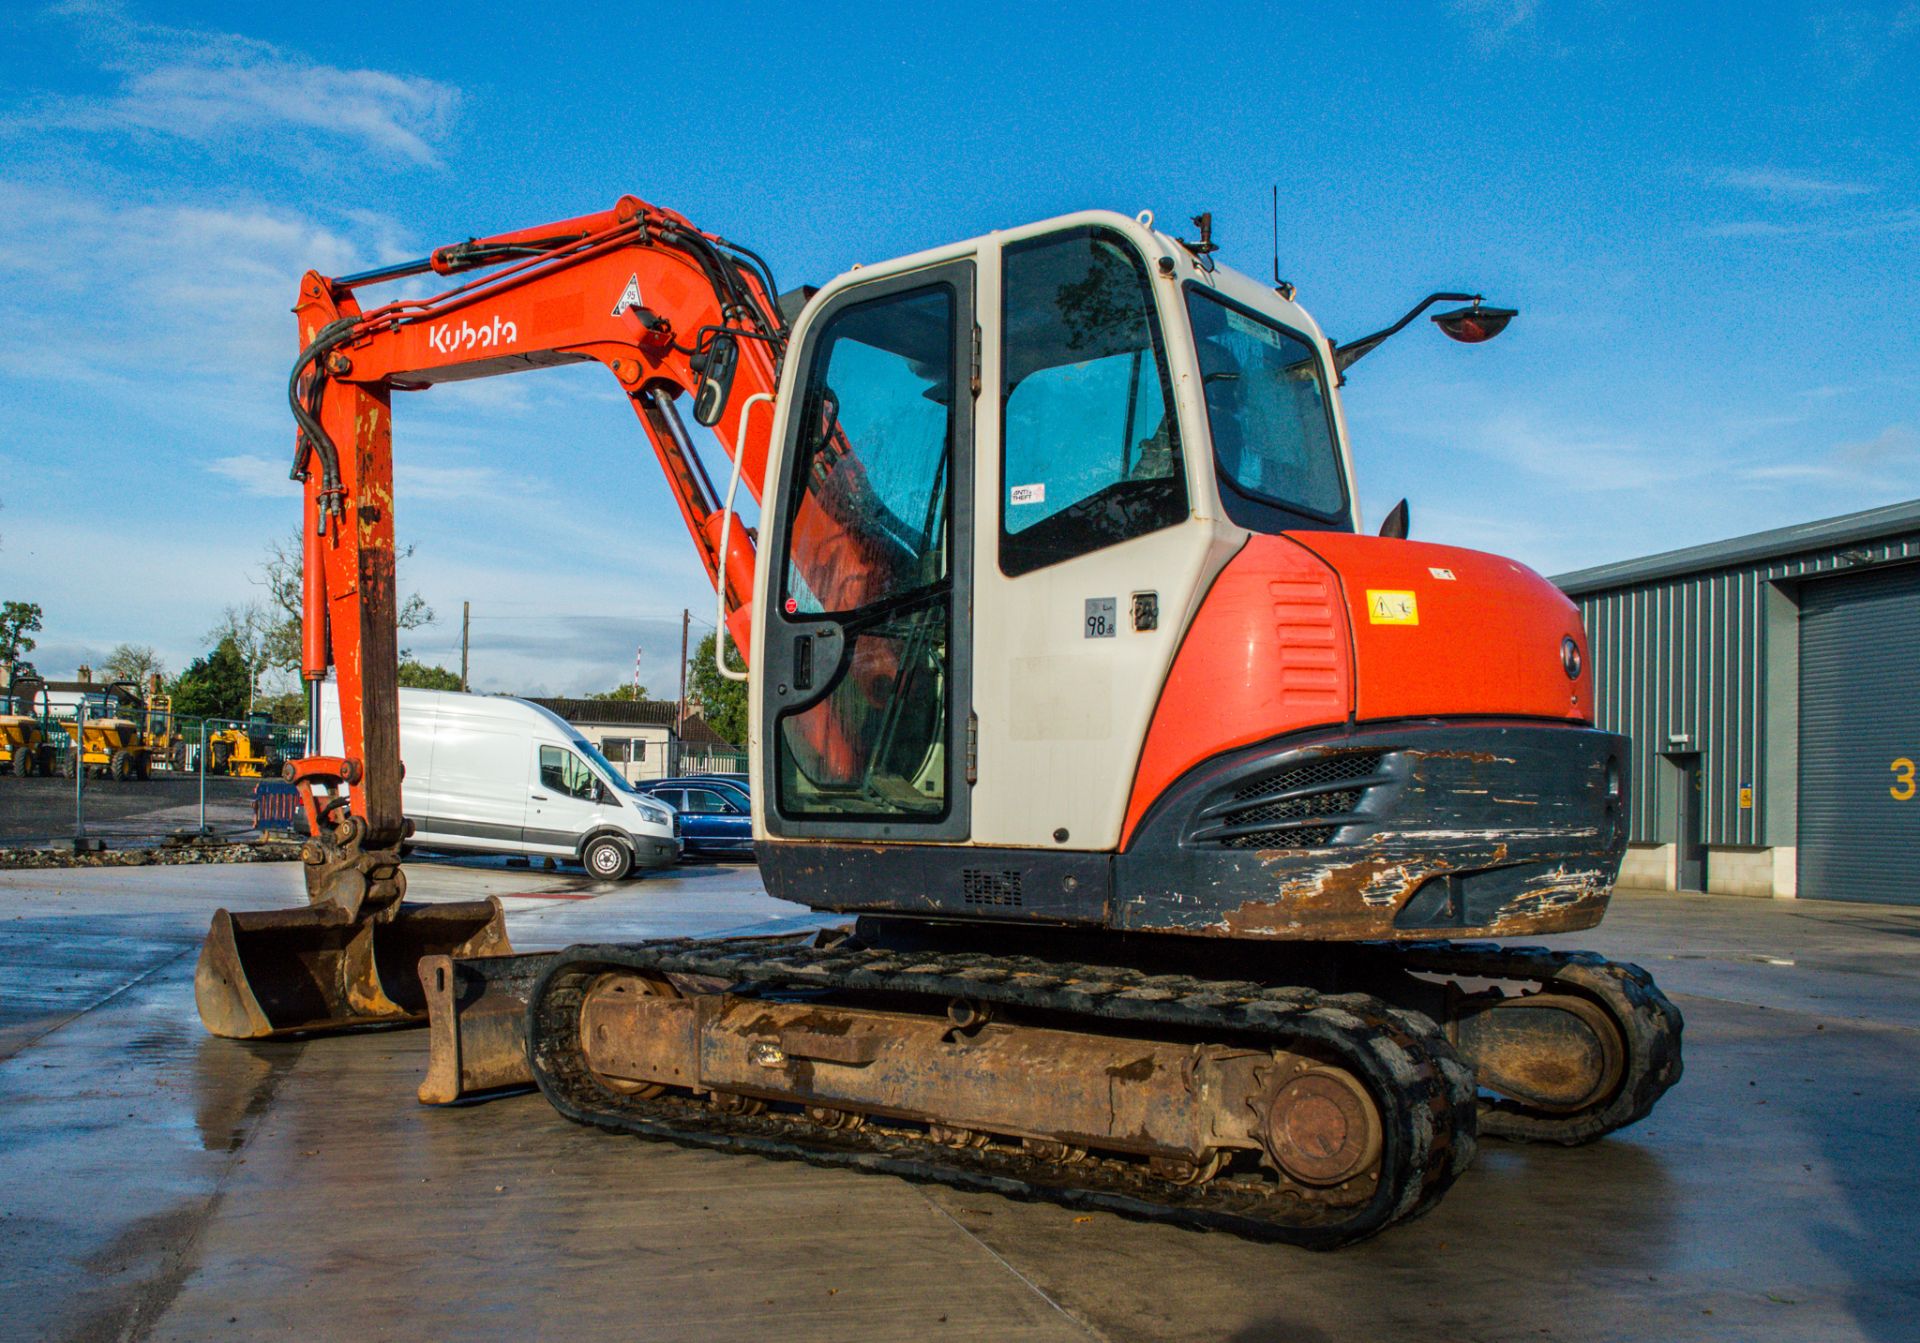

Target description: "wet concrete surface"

left=1, top=866, right=1916, bottom=1342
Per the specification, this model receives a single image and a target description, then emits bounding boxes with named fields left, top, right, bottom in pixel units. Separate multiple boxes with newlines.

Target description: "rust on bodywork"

left=1115, top=722, right=1631, bottom=943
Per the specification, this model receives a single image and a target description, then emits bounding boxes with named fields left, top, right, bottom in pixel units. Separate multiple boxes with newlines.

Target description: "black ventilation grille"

left=1195, top=750, right=1388, bottom=851
left=962, top=869, right=1023, bottom=907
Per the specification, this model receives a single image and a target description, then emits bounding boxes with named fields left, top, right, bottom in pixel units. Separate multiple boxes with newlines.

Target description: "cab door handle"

left=530, top=792, right=548, bottom=801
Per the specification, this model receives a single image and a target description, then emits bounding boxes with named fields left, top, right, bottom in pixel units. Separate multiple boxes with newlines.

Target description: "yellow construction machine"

left=0, top=676, right=53, bottom=776
left=49, top=680, right=155, bottom=780
left=206, top=711, right=283, bottom=779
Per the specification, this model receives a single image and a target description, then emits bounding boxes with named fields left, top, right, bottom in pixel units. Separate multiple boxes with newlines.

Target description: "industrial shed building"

left=1555, top=499, right=1920, bottom=905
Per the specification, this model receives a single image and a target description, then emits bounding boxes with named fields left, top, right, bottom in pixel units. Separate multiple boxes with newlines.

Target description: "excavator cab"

left=746, top=212, right=1620, bottom=943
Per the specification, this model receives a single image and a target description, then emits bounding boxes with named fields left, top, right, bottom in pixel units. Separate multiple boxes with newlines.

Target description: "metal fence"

left=678, top=746, right=748, bottom=776
left=1, top=704, right=290, bottom=851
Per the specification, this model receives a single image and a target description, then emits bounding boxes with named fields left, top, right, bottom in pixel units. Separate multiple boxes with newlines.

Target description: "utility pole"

left=678, top=608, right=690, bottom=734
left=460, top=601, right=470, bottom=691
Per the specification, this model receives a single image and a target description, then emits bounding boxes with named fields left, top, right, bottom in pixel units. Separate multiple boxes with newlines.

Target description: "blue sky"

left=2, top=0, right=1915, bottom=695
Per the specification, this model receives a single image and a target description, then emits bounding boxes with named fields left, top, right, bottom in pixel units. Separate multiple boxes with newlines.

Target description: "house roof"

left=527, top=697, right=680, bottom=728
left=678, top=712, right=732, bottom=747
left=1553, top=497, right=1920, bottom=595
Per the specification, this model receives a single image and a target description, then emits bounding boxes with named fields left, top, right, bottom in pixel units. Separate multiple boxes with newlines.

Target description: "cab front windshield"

left=1186, top=287, right=1348, bottom=530
left=571, top=737, right=640, bottom=794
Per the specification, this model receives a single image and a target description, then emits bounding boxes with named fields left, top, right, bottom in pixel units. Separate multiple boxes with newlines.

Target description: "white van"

left=317, top=685, right=679, bottom=879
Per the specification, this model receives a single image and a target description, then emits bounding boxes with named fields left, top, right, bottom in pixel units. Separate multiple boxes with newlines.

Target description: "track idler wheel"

left=1251, top=1064, right=1383, bottom=1194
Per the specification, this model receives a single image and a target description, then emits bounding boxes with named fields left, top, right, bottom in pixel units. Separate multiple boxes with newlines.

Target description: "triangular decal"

left=612, top=273, right=643, bottom=317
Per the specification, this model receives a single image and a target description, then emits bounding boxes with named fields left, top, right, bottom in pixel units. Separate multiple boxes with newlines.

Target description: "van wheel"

left=583, top=835, right=632, bottom=881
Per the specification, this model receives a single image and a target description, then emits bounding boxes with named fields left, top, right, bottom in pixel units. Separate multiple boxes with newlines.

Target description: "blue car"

left=637, top=777, right=753, bottom=857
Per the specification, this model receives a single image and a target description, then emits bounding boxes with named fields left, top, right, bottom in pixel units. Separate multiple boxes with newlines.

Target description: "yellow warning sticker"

left=1367, top=590, right=1419, bottom=625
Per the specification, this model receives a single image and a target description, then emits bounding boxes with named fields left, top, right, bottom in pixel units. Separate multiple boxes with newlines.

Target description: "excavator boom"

left=198, top=195, right=787, bottom=1038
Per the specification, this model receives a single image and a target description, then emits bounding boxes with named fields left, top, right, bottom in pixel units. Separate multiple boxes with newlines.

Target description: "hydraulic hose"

left=287, top=315, right=362, bottom=522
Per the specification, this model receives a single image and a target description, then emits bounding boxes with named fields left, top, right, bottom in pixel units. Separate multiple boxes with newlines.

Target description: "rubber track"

left=527, top=937, right=1480, bottom=1248
left=1387, top=943, right=1684, bottom=1145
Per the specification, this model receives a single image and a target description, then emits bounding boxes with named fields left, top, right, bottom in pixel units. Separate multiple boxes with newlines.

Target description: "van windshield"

left=572, top=737, right=640, bottom=793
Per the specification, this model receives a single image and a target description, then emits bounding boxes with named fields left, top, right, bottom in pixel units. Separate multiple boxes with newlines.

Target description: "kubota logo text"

left=426, top=314, right=518, bottom=355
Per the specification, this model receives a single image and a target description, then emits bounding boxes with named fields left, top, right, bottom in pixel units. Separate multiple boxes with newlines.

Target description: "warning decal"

left=1366, top=590, right=1420, bottom=625
left=612, top=274, right=643, bottom=317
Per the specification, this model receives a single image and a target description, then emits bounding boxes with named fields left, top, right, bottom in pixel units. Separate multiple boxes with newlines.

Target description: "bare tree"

left=257, top=529, right=433, bottom=677
left=102, top=643, right=167, bottom=688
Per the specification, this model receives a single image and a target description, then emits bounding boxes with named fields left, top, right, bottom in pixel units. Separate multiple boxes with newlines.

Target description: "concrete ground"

left=1, top=862, right=1916, bottom=1343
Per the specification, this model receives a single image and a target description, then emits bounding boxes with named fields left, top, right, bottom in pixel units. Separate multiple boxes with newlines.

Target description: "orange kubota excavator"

left=194, top=196, right=1680, bottom=1246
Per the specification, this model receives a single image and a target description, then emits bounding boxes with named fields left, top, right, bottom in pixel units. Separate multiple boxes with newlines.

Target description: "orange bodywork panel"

left=1121, top=535, right=1354, bottom=846
left=1121, top=531, right=1595, bottom=847
left=1285, top=532, right=1591, bottom=725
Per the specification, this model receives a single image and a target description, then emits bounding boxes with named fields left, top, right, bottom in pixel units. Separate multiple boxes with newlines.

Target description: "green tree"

left=687, top=631, right=746, bottom=745
left=170, top=636, right=252, bottom=720
left=586, top=682, right=651, bottom=702
left=398, top=660, right=463, bottom=690
left=1, top=600, right=43, bottom=675
left=253, top=689, right=308, bottom=725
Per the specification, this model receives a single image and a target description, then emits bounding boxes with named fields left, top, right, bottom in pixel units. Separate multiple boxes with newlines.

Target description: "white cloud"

left=1449, top=0, right=1541, bottom=48
left=1712, top=167, right=1875, bottom=197
left=1696, top=220, right=1802, bottom=239
left=10, top=2, right=459, bottom=165
left=1739, top=424, right=1919, bottom=486
left=398, top=462, right=547, bottom=503
left=206, top=454, right=290, bottom=496
left=0, top=179, right=409, bottom=388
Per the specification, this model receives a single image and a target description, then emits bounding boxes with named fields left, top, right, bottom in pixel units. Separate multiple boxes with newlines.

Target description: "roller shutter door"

left=1798, top=562, right=1920, bottom=904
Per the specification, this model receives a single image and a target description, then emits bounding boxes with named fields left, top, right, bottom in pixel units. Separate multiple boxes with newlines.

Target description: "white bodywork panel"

left=751, top=210, right=1360, bottom=852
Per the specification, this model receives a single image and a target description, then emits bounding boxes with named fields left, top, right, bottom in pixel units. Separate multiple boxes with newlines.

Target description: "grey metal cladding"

left=1555, top=499, right=1920, bottom=850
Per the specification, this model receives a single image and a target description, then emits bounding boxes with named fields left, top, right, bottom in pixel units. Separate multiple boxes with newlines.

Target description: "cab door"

left=526, top=743, right=601, bottom=854
left=758, top=260, right=975, bottom=843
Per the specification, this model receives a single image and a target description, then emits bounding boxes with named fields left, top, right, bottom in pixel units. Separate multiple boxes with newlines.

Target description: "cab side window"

left=538, top=745, right=596, bottom=800
left=1000, top=227, right=1187, bottom=576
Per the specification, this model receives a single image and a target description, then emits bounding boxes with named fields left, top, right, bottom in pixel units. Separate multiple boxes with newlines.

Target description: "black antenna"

left=1271, top=185, right=1295, bottom=301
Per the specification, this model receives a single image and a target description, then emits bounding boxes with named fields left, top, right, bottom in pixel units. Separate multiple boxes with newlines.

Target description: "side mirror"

left=692, top=331, right=739, bottom=427
left=1379, top=499, right=1410, bottom=539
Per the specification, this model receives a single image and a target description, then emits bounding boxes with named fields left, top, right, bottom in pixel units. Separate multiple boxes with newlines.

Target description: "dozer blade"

left=417, top=951, right=557, bottom=1103
left=196, top=898, right=512, bottom=1039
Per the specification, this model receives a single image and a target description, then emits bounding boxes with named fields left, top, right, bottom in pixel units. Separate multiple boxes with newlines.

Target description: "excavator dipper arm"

left=197, top=196, right=788, bottom=1038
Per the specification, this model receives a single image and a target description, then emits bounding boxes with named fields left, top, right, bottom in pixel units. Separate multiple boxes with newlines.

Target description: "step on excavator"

left=194, top=196, right=1681, bottom=1247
